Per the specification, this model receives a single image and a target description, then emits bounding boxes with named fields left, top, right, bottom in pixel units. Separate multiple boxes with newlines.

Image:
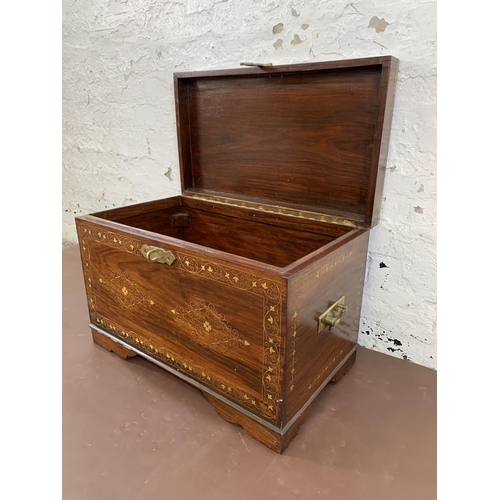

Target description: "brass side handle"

left=140, top=245, right=176, bottom=265
left=317, top=296, right=347, bottom=333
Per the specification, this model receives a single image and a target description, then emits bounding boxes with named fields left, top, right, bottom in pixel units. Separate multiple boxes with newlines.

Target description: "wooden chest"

left=76, top=56, right=398, bottom=453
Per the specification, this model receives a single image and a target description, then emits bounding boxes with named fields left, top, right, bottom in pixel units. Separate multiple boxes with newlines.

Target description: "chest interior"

left=94, top=198, right=351, bottom=268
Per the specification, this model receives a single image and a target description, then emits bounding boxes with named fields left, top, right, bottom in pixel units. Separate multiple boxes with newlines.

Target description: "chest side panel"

left=76, top=219, right=287, bottom=425
left=284, top=230, right=370, bottom=422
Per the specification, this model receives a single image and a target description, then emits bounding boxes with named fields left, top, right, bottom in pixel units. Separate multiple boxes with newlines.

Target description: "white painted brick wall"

left=62, top=0, right=437, bottom=368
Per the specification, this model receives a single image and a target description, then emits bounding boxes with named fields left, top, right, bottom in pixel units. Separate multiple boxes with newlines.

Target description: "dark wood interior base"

left=91, top=328, right=137, bottom=360
left=330, top=349, right=357, bottom=384
left=203, top=392, right=313, bottom=454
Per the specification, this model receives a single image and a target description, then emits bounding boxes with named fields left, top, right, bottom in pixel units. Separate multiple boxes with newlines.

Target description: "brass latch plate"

left=140, top=245, right=176, bottom=265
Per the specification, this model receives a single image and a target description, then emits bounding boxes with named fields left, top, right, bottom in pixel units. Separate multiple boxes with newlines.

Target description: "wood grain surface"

left=75, top=56, right=399, bottom=453
left=284, top=230, right=370, bottom=420
left=105, top=202, right=349, bottom=268
left=175, top=56, right=399, bottom=227
left=76, top=217, right=288, bottom=426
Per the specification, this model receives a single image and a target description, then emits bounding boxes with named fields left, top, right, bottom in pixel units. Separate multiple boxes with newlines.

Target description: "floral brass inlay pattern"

left=101, top=271, right=155, bottom=311
left=171, top=300, right=250, bottom=354
left=175, top=252, right=282, bottom=419
left=78, top=225, right=142, bottom=322
left=93, top=314, right=272, bottom=419
left=77, top=223, right=283, bottom=423
left=289, top=310, right=298, bottom=392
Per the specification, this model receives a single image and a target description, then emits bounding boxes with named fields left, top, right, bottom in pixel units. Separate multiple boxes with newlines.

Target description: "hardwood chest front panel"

left=77, top=219, right=288, bottom=425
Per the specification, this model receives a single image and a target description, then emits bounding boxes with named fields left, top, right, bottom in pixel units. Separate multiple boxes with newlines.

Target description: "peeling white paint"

left=62, top=0, right=437, bottom=369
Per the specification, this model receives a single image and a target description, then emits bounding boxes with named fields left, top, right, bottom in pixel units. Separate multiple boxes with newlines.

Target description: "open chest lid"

left=174, top=56, right=399, bottom=228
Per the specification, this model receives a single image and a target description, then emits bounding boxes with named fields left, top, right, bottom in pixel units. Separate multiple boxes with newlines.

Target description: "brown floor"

left=63, top=245, right=436, bottom=500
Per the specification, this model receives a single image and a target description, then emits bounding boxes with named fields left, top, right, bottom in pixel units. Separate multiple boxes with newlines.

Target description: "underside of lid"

left=174, top=56, right=398, bottom=228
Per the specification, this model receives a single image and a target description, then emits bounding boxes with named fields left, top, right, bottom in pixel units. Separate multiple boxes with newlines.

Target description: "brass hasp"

left=141, top=245, right=176, bottom=265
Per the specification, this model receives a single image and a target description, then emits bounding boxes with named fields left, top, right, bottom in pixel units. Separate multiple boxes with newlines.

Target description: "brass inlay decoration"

left=93, top=314, right=268, bottom=420
left=323, top=347, right=347, bottom=382
left=141, top=245, right=176, bottom=265
left=175, top=254, right=280, bottom=297
left=289, top=310, right=298, bottom=392
left=78, top=226, right=142, bottom=321
left=101, top=271, right=155, bottom=311
left=171, top=300, right=250, bottom=354
left=316, top=251, right=353, bottom=279
left=317, top=296, right=347, bottom=333
left=78, top=224, right=283, bottom=423
left=175, top=252, right=282, bottom=420
left=80, top=226, right=142, bottom=255
left=188, top=193, right=358, bottom=228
